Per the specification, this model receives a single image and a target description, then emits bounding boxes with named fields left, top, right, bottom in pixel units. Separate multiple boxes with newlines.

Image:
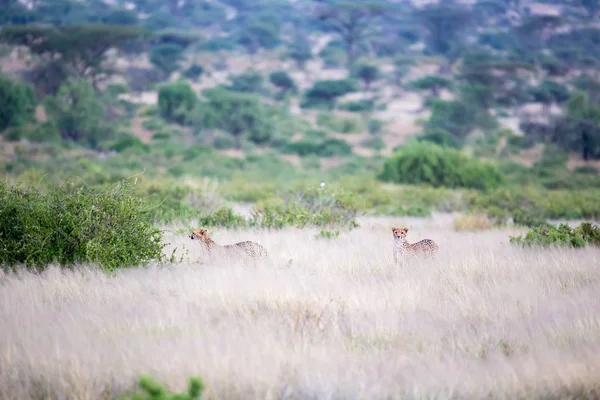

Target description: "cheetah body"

left=392, top=227, right=439, bottom=262
left=190, top=229, right=269, bottom=260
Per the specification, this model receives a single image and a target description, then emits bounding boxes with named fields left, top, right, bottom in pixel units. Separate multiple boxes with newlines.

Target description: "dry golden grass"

left=453, top=213, right=494, bottom=232
left=1, top=216, right=600, bottom=399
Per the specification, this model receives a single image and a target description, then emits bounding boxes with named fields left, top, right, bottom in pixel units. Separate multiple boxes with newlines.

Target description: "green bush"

left=416, top=129, right=461, bottom=149
left=378, top=142, right=504, bottom=190
left=158, top=80, right=197, bottom=124
left=183, top=64, right=204, bottom=81
left=302, top=79, right=358, bottom=109
left=468, top=188, right=600, bottom=221
left=44, top=79, right=110, bottom=148
left=269, top=70, right=297, bottom=94
left=110, top=133, right=150, bottom=153
left=510, top=222, right=600, bottom=248
left=367, top=118, right=383, bottom=135
left=198, top=206, right=248, bottom=228
left=317, top=112, right=363, bottom=134
left=250, top=187, right=360, bottom=230
left=142, top=118, right=167, bottom=131
left=340, top=99, right=375, bottom=112
left=0, top=181, right=165, bottom=271
left=0, top=74, right=37, bottom=131
left=212, top=135, right=235, bottom=149
left=284, top=138, right=352, bottom=157
left=118, top=375, right=205, bottom=400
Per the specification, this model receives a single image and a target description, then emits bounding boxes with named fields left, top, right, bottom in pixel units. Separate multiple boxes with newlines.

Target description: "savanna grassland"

left=4, top=0, right=600, bottom=398
left=2, top=217, right=600, bottom=399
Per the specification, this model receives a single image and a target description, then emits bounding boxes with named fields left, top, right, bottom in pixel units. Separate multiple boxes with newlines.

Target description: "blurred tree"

left=269, top=71, right=297, bottom=96
left=350, top=62, right=381, bottom=91
left=316, top=1, right=388, bottom=67
left=413, top=3, right=473, bottom=71
left=149, top=43, right=184, bottom=78
left=0, top=75, right=37, bottom=132
left=189, top=87, right=274, bottom=149
left=44, top=79, right=109, bottom=147
left=0, top=24, right=148, bottom=93
left=408, top=75, right=451, bottom=98
left=158, top=80, right=197, bottom=124
left=528, top=80, right=570, bottom=116
left=302, top=79, right=358, bottom=109
left=287, top=35, right=313, bottom=71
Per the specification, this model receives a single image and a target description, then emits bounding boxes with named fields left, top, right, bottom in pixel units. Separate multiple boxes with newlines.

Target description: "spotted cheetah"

left=190, top=229, right=293, bottom=266
left=392, top=227, right=439, bottom=262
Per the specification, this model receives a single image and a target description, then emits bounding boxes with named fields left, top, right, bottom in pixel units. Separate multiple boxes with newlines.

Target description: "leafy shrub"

left=3, top=122, right=59, bottom=143
left=228, top=71, right=264, bottom=93
left=142, top=118, right=167, bottom=131
left=378, top=142, right=505, bottom=190
left=317, top=112, right=362, bottom=134
left=362, top=137, right=386, bottom=151
left=350, top=62, right=381, bottom=90
left=284, top=138, right=352, bottom=157
left=269, top=71, right=296, bottom=94
left=44, top=79, right=110, bottom=148
left=339, top=99, right=375, bottom=112
left=158, top=80, right=197, bottom=124
left=149, top=43, right=184, bottom=78
left=250, top=187, right=360, bottom=230
left=0, top=74, right=36, bottom=131
left=453, top=213, right=493, bottom=231
left=509, top=222, right=600, bottom=248
left=118, top=375, right=205, bottom=400
left=0, top=181, right=165, bottom=272
left=367, top=118, right=383, bottom=135
left=416, top=129, right=461, bottom=148
left=188, top=87, right=274, bottom=148
left=467, top=188, right=600, bottom=222
left=302, top=79, right=358, bottom=109
left=124, top=67, right=163, bottom=92
left=212, top=135, right=235, bottom=149
left=198, top=206, right=248, bottom=228
left=152, top=131, right=171, bottom=141
left=426, top=99, right=476, bottom=139
left=320, top=138, right=352, bottom=156
left=110, top=133, right=150, bottom=153
left=183, top=64, right=204, bottom=81
left=182, top=144, right=212, bottom=161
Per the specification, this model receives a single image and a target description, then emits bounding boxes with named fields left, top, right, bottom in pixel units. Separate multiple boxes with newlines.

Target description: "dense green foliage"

left=379, top=142, right=504, bottom=190
left=0, top=181, right=165, bottom=271
left=0, top=75, right=36, bottom=132
left=510, top=222, right=600, bottom=248
left=158, top=80, right=197, bottom=124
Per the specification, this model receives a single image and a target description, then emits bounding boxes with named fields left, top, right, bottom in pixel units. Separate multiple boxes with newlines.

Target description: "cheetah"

left=190, top=229, right=293, bottom=266
left=392, top=227, right=439, bottom=262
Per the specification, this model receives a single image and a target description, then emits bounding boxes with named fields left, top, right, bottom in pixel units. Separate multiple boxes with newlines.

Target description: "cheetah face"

left=392, top=227, right=408, bottom=239
left=190, top=228, right=208, bottom=240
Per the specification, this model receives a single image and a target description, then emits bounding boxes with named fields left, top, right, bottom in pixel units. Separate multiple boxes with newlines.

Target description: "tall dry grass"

left=1, top=216, right=600, bottom=399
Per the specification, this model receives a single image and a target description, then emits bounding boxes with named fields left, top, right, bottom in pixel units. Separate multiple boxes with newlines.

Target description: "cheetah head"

left=392, top=227, right=408, bottom=239
left=190, top=228, right=209, bottom=241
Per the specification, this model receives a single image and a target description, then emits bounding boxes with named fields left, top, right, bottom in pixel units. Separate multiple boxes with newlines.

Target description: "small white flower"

left=320, top=181, right=325, bottom=188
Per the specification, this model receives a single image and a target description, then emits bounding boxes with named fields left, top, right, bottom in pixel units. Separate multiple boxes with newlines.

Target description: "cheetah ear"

left=402, top=227, right=408, bottom=233
left=391, top=227, right=397, bottom=231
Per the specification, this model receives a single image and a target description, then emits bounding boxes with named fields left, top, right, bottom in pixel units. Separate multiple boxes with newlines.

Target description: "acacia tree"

left=351, top=62, right=381, bottom=91
left=413, top=3, right=473, bottom=71
left=0, top=24, right=148, bottom=92
left=316, top=1, right=388, bottom=67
